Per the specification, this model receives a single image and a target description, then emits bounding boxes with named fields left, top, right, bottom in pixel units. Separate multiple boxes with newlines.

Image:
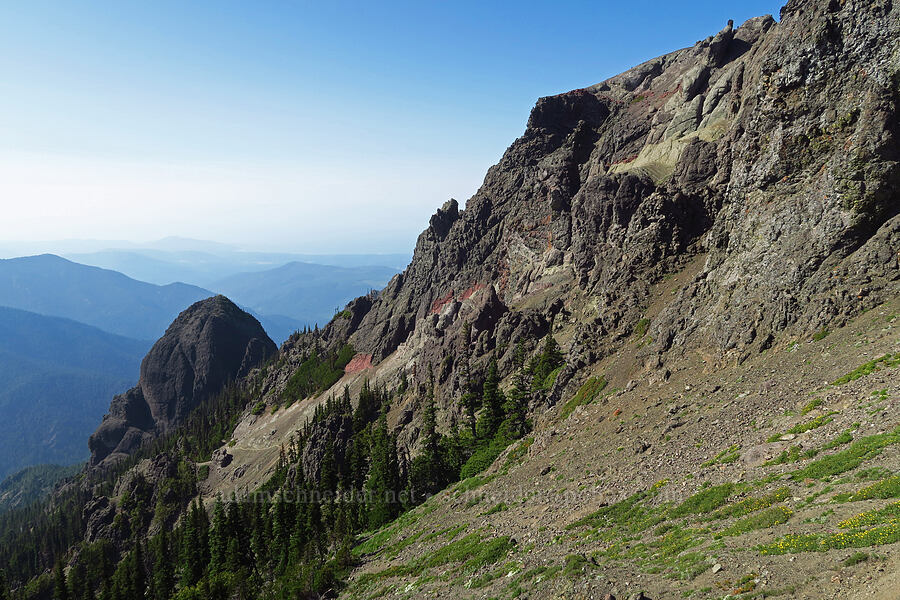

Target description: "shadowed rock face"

left=89, top=296, right=276, bottom=466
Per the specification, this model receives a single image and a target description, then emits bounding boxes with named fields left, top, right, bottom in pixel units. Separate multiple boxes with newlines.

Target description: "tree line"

left=0, top=332, right=564, bottom=599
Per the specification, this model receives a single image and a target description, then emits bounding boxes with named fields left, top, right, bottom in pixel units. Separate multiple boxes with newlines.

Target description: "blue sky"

left=0, top=0, right=783, bottom=253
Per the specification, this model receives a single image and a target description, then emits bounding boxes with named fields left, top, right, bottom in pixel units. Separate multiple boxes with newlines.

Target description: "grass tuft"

left=559, top=376, right=608, bottom=420
left=832, top=353, right=900, bottom=385
left=670, top=484, right=736, bottom=518
left=790, top=427, right=900, bottom=480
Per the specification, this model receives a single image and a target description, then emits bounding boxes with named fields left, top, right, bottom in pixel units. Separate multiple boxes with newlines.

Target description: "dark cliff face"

left=302, top=0, right=898, bottom=397
left=89, top=296, right=276, bottom=466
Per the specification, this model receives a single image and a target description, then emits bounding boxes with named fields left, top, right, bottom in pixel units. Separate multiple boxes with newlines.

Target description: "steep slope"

left=209, top=0, right=899, bottom=595
left=210, top=261, right=399, bottom=328
left=0, top=254, right=213, bottom=340
left=216, top=0, right=899, bottom=498
left=340, top=288, right=900, bottom=600
left=88, top=296, right=276, bottom=466
left=0, top=307, right=148, bottom=479
left=326, top=0, right=897, bottom=390
left=1, top=1, right=898, bottom=599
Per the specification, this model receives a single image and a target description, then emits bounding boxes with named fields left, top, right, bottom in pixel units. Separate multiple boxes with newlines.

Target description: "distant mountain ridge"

left=63, top=248, right=410, bottom=286
left=0, top=306, right=149, bottom=480
left=0, top=463, right=81, bottom=514
left=210, top=261, right=398, bottom=329
left=0, top=254, right=213, bottom=340
left=0, top=253, right=401, bottom=343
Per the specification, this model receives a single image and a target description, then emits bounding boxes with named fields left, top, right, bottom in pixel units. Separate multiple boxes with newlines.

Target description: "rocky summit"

left=1, top=1, right=899, bottom=599
left=88, top=295, right=276, bottom=466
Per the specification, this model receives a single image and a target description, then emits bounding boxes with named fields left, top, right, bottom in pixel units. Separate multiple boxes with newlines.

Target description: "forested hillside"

left=0, top=307, right=148, bottom=480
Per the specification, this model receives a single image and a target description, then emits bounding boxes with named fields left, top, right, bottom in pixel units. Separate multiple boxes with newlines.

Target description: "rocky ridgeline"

left=272, top=0, right=898, bottom=427
left=88, top=296, right=276, bottom=466
left=221, top=0, right=900, bottom=502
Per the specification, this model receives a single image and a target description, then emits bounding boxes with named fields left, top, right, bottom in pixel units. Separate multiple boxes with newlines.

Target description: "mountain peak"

left=88, top=295, right=276, bottom=466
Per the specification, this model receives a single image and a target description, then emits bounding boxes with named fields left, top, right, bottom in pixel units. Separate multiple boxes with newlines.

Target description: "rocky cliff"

left=88, top=296, right=276, bottom=466
left=300, top=0, right=898, bottom=412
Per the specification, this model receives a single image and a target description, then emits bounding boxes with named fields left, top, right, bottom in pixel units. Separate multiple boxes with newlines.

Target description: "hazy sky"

left=0, top=0, right=783, bottom=254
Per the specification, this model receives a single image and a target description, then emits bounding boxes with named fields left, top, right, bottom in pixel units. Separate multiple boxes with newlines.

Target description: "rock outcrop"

left=89, top=296, right=276, bottom=466
left=298, top=0, right=898, bottom=408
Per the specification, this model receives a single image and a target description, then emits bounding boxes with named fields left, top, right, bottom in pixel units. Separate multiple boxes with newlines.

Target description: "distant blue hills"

left=0, top=254, right=213, bottom=341
left=0, top=306, right=148, bottom=480
left=0, top=249, right=402, bottom=487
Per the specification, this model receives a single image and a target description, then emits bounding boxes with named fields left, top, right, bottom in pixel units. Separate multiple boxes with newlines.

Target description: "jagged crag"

left=1, top=1, right=899, bottom=599
left=88, top=295, right=277, bottom=467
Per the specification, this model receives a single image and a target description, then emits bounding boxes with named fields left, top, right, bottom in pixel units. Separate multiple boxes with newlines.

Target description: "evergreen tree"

left=152, top=528, right=174, bottom=600
left=0, top=569, right=10, bottom=600
left=341, top=385, right=352, bottom=415
left=98, top=580, right=112, bottom=600
left=249, top=501, right=268, bottom=577
left=67, top=563, right=86, bottom=600
left=410, top=378, right=446, bottom=500
left=476, top=360, right=504, bottom=439
left=532, top=333, right=564, bottom=389
left=365, top=411, right=399, bottom=528
left=82, top=583, right=97, bottom=600
left=195, top=500, right=211, bottom=568
left=180, top=501, right=207, bottom=588
left=131, top=541, right=146, bottom=599
left=209, top=498, right=227, bottom=574
left=226, top=496, right=248, bottom=572
left=499, top=341, right=530, bottom=441
left=459, top=356, right=478, bottom=437
left=54, top=560, right=69, bottom=600
left=307, top=495, right=323, bottom=555
left=319, top=444, right=338, bottom=492
left=288, top=492, right=310, bottom=566
left=272, top=491, right=291, bottom=572
left=440, top=424, right=468, bottom=480
left=421, top=379, right=441, bottom=464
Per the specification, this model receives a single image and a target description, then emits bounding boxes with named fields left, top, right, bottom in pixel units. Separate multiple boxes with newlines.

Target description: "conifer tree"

left=319, top=444, right=338, bottom=492
left=532, top=332, right=564, bottom=388
left=226, top=496, right=247, bottom=571
left=459, top=352, right=478, bottom=437
left=410, top=375, right=445, bottom=500
left=309, top=494, right=324, bottom=544
left=54, top=560, right=69, bottom=600
left=288, top=493, right=309, bottom=566
left=209, top=498, right=227, bottom=574
left=67, top=563, right=86, bottom=600
left=476, top=360, right=504, bottom=439
left=272, top=491, right=290, bottom=571
left=499, top=341, right=530, bottom=441
left=341, top=385, right=352, bottom=415
left=0, top=569, right=9, bottom=600
left=196, top=499, right=211, bottom=568
left=152, top=528, right=174, bottom=600
left=82, top=583, right=97, bottom=600
left=421, top=376, right=441, bottom=464
left=131, top=541, right=146, bottom=599
left=365, top=410, right=399, bottom=528
left=180, top=501, right=207, bottom=588
left=249, top=501, right=268, bottom=576
left=98, top=580, right=112, bottom=600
